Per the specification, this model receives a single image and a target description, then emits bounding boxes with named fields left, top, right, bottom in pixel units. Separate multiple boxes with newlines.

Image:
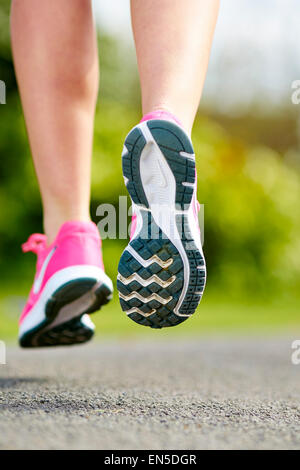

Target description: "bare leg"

left=11, top=0, right=98, bottom=243
left=131, top=0, right=219, bottom=133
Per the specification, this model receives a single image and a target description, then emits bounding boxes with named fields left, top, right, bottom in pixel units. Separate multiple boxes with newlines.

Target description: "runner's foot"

left=19, top=221, right=113, bottom=347
left=118, top=118, right=206, bottom=328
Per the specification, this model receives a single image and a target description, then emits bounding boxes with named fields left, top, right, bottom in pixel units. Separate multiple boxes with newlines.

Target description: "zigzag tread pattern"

left=118, top=214, right=186, bottom=328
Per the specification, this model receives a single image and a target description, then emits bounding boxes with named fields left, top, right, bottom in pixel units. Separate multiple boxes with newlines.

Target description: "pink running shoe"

left=19, top=221, right=113, bottom=348
left=117, top=118, right=206, bottom=329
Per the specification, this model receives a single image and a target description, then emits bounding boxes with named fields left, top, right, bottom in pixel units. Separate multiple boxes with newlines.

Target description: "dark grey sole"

left=118, top=120, right=206, bottom=329
left=19, top=278, right=112, bottom=348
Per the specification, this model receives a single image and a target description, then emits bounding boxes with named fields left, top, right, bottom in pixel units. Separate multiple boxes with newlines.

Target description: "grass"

left=1, top=286, right=300, bottom=344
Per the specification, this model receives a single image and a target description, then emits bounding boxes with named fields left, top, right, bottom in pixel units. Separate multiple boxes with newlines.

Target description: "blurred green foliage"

left=0, top=1, right=299, bottom=338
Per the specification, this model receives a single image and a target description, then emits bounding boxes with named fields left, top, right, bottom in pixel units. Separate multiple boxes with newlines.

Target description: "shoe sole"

left=19, top=266, right=113, bottom=348
left=118, top=120, right=206, bottom=329
left=25, top=315, right=95, bottom=348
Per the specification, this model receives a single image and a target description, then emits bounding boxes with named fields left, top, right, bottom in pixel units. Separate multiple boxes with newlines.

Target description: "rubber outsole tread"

left=26, top=317, right=95, bottom=348
left=122, top=129, right=148, bottom=208
left=117, top=120, right=206, bottom=328
left=20, top=278, right=112, bottom=348
left=175, top=214, right=205, bottom=315
left=118, top=212, right=186, bottom=328
left=148, top=122, right=195, bottom=210
left=118, top=120, right=206, bottom=328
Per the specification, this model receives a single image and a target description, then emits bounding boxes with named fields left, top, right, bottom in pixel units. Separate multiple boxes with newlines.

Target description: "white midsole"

left=130, top=121, right=203, bottom=317
left=19, top=265, right=113, bottom=338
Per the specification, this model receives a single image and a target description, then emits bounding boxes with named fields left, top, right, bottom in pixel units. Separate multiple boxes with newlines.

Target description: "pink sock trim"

left=140, top=110, right=183, bottom=128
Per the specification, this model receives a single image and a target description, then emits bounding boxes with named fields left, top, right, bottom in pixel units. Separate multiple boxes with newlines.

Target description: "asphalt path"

left=0, top=334, right=299, bottom=449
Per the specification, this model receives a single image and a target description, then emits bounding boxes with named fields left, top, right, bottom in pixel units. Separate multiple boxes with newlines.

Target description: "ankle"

left=44, top=212, right=91, bottom=245
left=141, top=109, right=183, bottom=126
left=140, top=108, right=192, bottom=135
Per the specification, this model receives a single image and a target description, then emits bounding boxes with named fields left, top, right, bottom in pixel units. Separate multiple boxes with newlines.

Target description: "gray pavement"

left=0, top=334, right=299, bottom=449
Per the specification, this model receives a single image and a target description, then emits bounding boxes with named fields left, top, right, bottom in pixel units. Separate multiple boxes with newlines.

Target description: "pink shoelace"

left=22, top=234, right=47, bottom=255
